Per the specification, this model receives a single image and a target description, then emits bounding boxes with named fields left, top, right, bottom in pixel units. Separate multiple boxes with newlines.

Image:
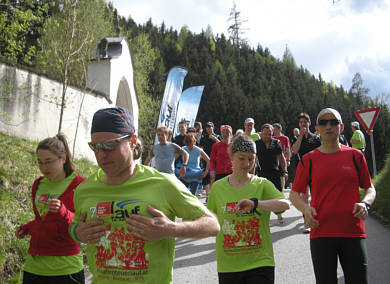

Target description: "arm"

left=290, top=190, right=319, bottom=228
left=144, top=146, right=153, bottom=166
left=286, top=145, right=291, bottom=166
left=200, top=150, right=210, bottom=178
left=291, top=134, right=303, bottom=154
left=126, top=205, right=220, bottom=240
left=352, top=184, right=376, bottom=220
left=179, top=150, right=189, bottom=177
left=279, top=153, right=288, bottom=181
left=235, top=198, right=290, bottom=215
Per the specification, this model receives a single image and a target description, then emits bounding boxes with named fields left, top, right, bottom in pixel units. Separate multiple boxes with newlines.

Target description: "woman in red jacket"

left=15, top=133, right=85, bottom=284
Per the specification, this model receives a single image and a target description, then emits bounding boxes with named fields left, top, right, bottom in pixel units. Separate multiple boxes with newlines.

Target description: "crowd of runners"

left=15, top=106, right=375, bottom=284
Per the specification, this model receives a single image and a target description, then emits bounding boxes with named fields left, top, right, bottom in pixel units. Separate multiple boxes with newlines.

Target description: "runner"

left=70, top=107, right=219, bottom=283
left=15, top=134, right=85, bottom=284
left=207, top=135, right=289, bottom=284
left=290, top=108, right=376, bottom=284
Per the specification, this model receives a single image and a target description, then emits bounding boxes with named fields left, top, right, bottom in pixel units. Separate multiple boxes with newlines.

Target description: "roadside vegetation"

left=0, top=132, right=98, bottom=283
left=371, top=154, right=390, bottom=225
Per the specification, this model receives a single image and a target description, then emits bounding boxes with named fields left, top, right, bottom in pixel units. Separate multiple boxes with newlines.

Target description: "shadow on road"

left=175, top=242, right=216, bottom=258
left=174, top=249, right=216, bottom=268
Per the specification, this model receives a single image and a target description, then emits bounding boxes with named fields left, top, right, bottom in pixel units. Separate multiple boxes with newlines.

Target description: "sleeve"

left=291, top=157, right=310, bottom=194
left=56, top=202, right=75, bottom=224
left=260, top=179, right=286, bottom=200
left=206, top=184, right=218, bottom=213
left=163, top=175, right=206, bottom=220
left=210, top=143, right=217, bottom=172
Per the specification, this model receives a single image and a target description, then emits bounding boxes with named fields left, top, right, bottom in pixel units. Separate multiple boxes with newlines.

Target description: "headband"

left=231, top=141, right=257, bottom=154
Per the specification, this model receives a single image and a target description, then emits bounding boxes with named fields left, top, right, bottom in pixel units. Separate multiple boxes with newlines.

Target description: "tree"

left=349, top=73, right=369, bottom=106
left=36, top=0, right=114, bottom=132
left=227, top=2, right=248, bottom=47
left=0, top=0, right=53, bottom=65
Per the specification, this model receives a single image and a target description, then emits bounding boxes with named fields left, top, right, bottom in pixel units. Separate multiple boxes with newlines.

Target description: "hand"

left=303, top=206, right=319, bottom=228
left=352, top=202, right=369, bottom=220
left=46, top=199, right=62, bottom=213
left=234, top=199, right=255, bottom=215
left=179, top=166, right=186, bottom=177
left=300, top=127, right=308, bottom=137
left=75, top=212, right=107, bottom=243
left=15, top=227, right=28, bottom=239
left=126, top=205, right=175, bottom=241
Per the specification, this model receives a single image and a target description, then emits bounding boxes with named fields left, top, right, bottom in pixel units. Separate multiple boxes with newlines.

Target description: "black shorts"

left=23, top=270, right=85, bottom=284
left=218, top=266, right=274, bottom=284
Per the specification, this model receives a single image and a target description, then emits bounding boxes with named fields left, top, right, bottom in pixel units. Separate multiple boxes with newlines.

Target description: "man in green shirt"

left=244, top=117, right=261, bottom=142
left=70, top=107, right=220, bottom=284
left=350, top=121, right=366, bottom=153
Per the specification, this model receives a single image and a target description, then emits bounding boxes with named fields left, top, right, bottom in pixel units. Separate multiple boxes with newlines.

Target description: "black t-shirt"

left=255, top=138, right=283, bottom=172
left=293, top=132, right=321, bottom=158
left=200, top=133, right=220, bottom=156
left=173, top=134, right=185, bottom=147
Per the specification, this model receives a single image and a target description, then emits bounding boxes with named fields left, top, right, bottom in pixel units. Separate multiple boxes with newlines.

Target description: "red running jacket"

left=19, top=174, right=85, bottom=256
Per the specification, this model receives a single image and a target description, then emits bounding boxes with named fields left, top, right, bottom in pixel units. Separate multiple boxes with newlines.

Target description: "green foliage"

left=372, top=154, right=390, bottom=222
left=0, top=0, right=52, bottom=65
left=0, top=132, right=98, bottom=282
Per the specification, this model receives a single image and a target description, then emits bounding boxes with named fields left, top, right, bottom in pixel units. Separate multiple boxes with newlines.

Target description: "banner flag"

left=173, top=85, right=205, bottom=137
left=155, top=67, right=188, bottom=144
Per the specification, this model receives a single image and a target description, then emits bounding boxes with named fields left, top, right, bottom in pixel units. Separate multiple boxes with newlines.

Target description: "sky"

left=111, top=0, right=390, bottom=99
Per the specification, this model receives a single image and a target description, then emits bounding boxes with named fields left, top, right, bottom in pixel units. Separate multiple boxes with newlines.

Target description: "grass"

left=371, top=154, right=390, bottom=225
left=0, top=132, right=98, bottom=283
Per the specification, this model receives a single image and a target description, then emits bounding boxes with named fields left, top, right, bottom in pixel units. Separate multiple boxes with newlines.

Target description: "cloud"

left=342, top=0, right=388, bottom=13
left=111, top=0, right=390, bottom=97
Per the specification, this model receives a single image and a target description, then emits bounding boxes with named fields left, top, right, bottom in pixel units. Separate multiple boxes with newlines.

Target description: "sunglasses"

left=88, top=135, right=130, bottom=153
left=318, top=119, right=340, bottom=126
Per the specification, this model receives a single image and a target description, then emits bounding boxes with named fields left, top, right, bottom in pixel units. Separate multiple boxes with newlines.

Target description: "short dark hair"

left=194, top=121, right=202, bottom=128
left=298, top=113, right=311, bottom=123
left=272, top=123, right=282, bottom=130
left=261, top=123, right=273, bottom=131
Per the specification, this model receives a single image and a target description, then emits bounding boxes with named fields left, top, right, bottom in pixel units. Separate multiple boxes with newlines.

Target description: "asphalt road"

left=173, top=189, right=390, bottom=284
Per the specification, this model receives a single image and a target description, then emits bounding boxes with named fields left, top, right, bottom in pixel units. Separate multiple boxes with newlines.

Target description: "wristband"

left=70, top=223, right=82, bottom=243
left=249, top=197, right=258, bottom=210
left=182, top=163, right=187, bottom=166
left=249, top=198, right=262, bottom=216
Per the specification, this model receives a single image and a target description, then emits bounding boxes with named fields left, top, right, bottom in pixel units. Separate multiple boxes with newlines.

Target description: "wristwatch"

left=363, top=201, right=371, bottom=211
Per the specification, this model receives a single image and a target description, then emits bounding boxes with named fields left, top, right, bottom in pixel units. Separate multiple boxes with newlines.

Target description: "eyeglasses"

left=38, top=157, right=61, bottom=167
left=88, top=135, right=130, bottom=153
left=318, top=119, right=340, bottom=126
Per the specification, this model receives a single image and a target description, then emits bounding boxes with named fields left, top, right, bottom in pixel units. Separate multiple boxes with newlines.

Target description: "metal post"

left=370, top=131, right=377, bottom=176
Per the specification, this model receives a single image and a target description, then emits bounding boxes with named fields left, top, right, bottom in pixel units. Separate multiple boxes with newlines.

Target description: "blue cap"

left=91, top=107, right=135, bottom=135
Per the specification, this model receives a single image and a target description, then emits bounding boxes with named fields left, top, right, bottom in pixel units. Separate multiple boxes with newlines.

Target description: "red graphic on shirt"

left=96, top=202, right=111, bottom=218
left=223, top=216, right=261, bottom=249
left=95, top=226, right=148, bottom=270
left=38, top=194, right=48, bottom=203
left=225, top=202, right=236, bottom=213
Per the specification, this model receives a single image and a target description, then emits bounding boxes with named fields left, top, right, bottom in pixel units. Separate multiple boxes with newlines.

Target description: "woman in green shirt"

left=207, top=135, right=290, bottom=284
left=15, top=133, right=85, bottom=284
